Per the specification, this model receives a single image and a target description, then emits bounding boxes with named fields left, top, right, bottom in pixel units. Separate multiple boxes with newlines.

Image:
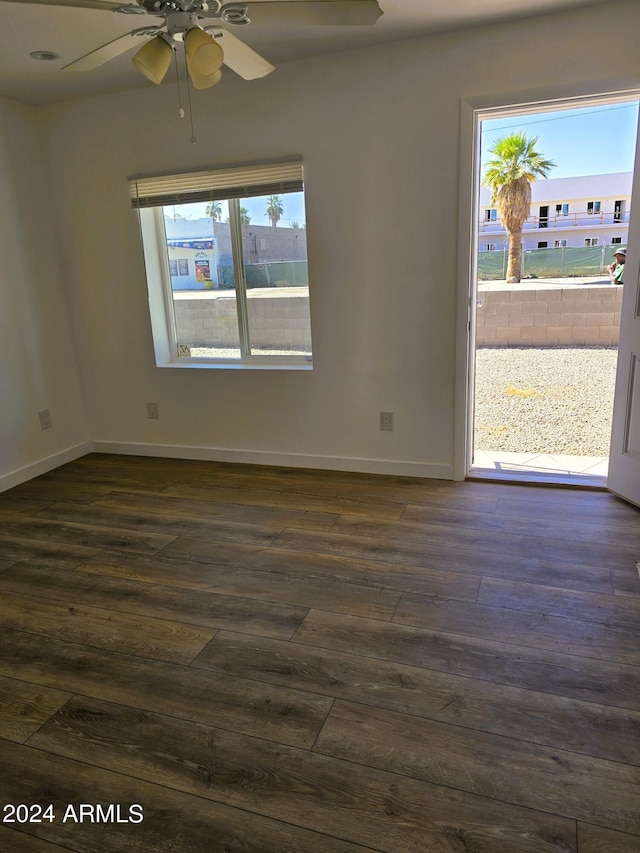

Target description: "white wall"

left=0, top=99, right=89, bottom=489
left=24, top=0, right=640, bottom=479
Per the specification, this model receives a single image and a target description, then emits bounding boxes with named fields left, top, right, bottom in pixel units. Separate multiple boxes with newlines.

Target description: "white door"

left=608, top=111, right=640, bottom=507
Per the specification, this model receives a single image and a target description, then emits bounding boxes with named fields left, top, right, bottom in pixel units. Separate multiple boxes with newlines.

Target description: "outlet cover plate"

left=38, top=409, right=52, bottom=430
left=380, top=411, right=394, bottom=431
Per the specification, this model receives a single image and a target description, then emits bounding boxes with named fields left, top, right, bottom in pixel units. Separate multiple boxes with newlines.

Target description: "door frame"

left=453, top=79, right=640, bottom=481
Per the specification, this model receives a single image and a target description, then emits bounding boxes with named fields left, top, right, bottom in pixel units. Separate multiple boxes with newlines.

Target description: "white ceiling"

left=0, top=0, right=612, bottom=105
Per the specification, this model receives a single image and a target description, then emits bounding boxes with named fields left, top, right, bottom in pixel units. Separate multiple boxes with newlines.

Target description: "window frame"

left=132, top=160, right=313, bottom=371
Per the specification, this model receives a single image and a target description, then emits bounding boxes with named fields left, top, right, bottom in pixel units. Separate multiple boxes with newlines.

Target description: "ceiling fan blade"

left=211, top=29, right=275, bottom=80
left=0, top=0, right=126, bottom=9
left=242, top=0, right=382, bottom=26
left=62, top=28, right=158, bottom=71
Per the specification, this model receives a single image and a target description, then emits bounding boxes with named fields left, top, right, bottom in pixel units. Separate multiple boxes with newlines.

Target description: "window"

left=169, top=258, right=189, bottom=277
left=612, top=236, right=623, bottom=244
left=131, top=160, right=312, bottom=368
left=484, top=208, right=497, bottom=221
left=485, top=243, right=497, bottom=251
left=584, top=238, right=598, bottom=246
left=555, top=203, right=569, bottom=216
left=587, top=201, right=601, bottom=215
left=538, top=205, right=549, bottom=228
left=537, top=241, right=548, bottom=249
left=554, top=239, right=567, bottom=248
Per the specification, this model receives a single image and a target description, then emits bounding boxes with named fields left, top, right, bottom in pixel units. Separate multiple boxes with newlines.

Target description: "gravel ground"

left=190, top=347, right=310, bottom=357
left=474, top=347, right=618, bottom=456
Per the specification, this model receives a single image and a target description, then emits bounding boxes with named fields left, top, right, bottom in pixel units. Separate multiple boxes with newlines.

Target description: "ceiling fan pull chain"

left=174, top=48, right=185, bottom=118
left=183, top=48, right=197, bottom=144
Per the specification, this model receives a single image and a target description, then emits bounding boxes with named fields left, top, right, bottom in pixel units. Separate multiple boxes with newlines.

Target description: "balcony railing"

left=480, top=210, right=631, bottom=232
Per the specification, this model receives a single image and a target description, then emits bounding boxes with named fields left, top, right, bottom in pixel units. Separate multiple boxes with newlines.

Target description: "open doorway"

left=468, top=95, right=639, bottom=484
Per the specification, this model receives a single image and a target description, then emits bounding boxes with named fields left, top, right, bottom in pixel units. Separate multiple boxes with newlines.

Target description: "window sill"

left=156, top=357, right=313, bottom=371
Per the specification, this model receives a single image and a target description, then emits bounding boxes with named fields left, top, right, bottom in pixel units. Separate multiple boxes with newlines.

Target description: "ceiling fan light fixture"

left=132, top=32, right=173, bottom=85
left=187, top=66, right=223, bottom=90
left=184, top=27, right=224, bottom=76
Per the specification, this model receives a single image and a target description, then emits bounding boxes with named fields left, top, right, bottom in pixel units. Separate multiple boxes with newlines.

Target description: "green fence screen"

left=478, top=245, right=624, bottom=280
left=217, top=260, right=309, bottom=290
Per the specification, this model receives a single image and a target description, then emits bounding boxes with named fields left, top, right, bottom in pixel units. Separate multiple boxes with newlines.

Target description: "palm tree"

left=482, top=131, right=555, bottom=282
left=239, top=206, right=251, bottom=225
left=205, top=201, right=222, bottom=222
left=265, top=195, right=284, bottom=228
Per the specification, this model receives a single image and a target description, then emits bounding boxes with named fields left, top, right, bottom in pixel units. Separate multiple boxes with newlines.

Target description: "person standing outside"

left=607, top=248, right=626, bottom=284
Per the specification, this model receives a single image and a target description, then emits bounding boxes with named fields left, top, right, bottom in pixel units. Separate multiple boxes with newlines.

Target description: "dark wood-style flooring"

left=0, top=453, right=639, bottom=852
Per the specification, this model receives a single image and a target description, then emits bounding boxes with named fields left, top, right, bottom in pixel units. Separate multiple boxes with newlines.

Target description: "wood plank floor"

left=0, top=454, right=639, bottom=852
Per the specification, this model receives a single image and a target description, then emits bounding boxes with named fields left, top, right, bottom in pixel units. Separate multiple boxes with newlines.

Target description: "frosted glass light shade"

left=132, top=34, right=173, bottom=85
left=187, top=66, right=223, bottom=89
left=184, top=28, right=223, bottom=75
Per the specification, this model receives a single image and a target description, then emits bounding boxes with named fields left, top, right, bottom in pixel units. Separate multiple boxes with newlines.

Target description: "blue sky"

left=481, top=100, right=639, bottom=179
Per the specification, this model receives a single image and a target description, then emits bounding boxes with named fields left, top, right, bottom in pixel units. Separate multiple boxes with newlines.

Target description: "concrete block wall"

left=476, top=285, right=623, bottom=346
left=174, top=291, right=312, bottom=350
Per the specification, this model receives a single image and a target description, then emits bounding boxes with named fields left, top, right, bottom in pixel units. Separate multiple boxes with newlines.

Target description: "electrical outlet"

left=146, top=402, right=159, bottom=420
left=38, top=409, right=52, bottom=430
left=380, top=411, right=394, bottom=431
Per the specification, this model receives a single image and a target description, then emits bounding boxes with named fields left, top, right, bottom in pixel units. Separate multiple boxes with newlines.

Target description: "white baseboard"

left=91, top=441, right=454, bottom=480
left=0, top=441, right=94, bottom=493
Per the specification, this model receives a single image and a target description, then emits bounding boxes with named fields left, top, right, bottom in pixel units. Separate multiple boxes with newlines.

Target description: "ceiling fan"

left=4, top=0, right=383, bottom=88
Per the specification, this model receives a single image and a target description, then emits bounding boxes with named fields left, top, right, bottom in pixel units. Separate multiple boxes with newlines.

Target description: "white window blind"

left=129, top=159, right=303, bottom=209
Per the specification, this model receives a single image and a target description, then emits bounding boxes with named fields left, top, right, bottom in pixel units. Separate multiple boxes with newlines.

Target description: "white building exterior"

left=478, top=172, right=631, bottom=251
left=163, top=216, right=218, bottom=291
